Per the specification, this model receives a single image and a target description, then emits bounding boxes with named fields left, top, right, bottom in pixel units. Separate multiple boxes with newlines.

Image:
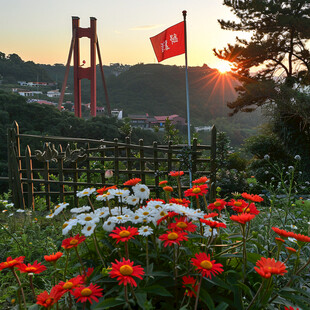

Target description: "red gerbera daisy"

left=159, top=230, right=188, bottom=247
left=44, top=252, right=63, bottom=263
left=163, top=186, right=173, bottom=192
left=191, top=252, right=224, bottom=279
left=123, top=178, right=141, bottom=186
left=0, top=256, right=25, bottom=271
left=275, top=237, right=285, bottom=244
left=169, top=171, right=184, bottom=177
left=97, top=185, right=117, bottom=195
left=241, top=193, right=264, bottom=203
left=18, top=260, right=47, bottom=274
left=228, top=199, right=248, bottom=212
left=109, top=226, right=139, bottom=244
left=207, top=199, right=227, bottom=211
left=182, top=276, right=198, bottom=297
left=168, top=217, right=197, bottom=232
left=169, top=197, right=191, bottom=207
left=184, top=184, right=208, bottom=198
left=243, top=203, right=260, bottom=215
left=157, top=211, right=178, bottom=225
left=200, top=219, right=227, bottom=229
left=291, top=233, right=310, bottom=243
left=286, top=247, right=297, bottom=254
left=285, top=306, right=299, bottom=310
left=203, top=212, right=218, bottom=219
left=71, top=283, right=103, bottom=304
left=159, top=180, right=168, bottom=187
left=61, top=234, right=86, bottom=250
left=36, top=286, right=64, bottom=309
left=81, top=267, right=94, bottom=283
left=272, top=227, right=293, bottom=239
left=192, top=176, right=209, bottom=185
left=230, top=213, right=255, bottom=225
left=109, top=258, right=144, bottom=287
left=54, top=275, right=84, bottom=295
left=254, top=257, right=287, bottom=278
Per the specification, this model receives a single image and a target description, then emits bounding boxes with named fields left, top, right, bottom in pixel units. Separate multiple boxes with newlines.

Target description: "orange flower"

left=109, top=258, right=144, bottom=287
left=227, top=199, right=248, bottom=211
left=254, top=257, right=287, bottom=278
left=200, top=219, right=227, bottom=229
left=191, top=252, right=224, bottom=279
left=123, top=178, right=141, bottom=186
left=159, top=230, right=188, bottom=247
left=285, top=306, right=299, bottom=310
left=159, top=180, right=168, bottom=187
left=192, top=176, right=209, bottom=185
left=286, top=247, right=297, bottom=254
left=182, top=276, right=198, bottom=297
left=0, top=256, right=25, bottom=271
left=61, top=234, right=86, bottom=250
left=44, top=252, right=63, bottom=263
left=203, top=212, right=218, bottom=219
left=18, top=260, right=47, bottom=274
left=55, top=275, right=84, bottom=295
left=169, top=171, right=184, bottom=177
left=207, top=199, right=227, bottom=211
left=184, top=184, right=208, bottom=198
left=169, top=197, right=191, bottom=207
left=109, top=226, right=139, bottom=244
left=272, top=227, right=293, bottom=239
left=163, top=186, right=173, bottom=192
left=230, top=213, right=255, bottom=225
left=36, top=286, right=64, bottom=309
left=275, top=237, right=285, bottom=243
left=291, top=233, right=310, bottom=243
left=97, top=185, right=117, bottom=195
left=157, top=211, right=178, bottom=225
left=168, top=217, right=197, bottom=232
left=241, top=193, right=264, bottom=202
left=71, top=283, right=103, bottom=304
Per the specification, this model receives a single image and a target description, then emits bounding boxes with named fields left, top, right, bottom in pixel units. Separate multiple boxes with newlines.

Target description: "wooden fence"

left=7, top=121, right=217, bottom=210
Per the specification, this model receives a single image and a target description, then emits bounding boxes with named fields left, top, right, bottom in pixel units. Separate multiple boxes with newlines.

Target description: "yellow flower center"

left=175, top=199, right=182, bottom=203
left=192, top=188, right=201, bottom=194
left=214, top=202, right=222, bottom=207
left=45, top=298, right=53, bottom=306
left=167, top=232, right=179, bottom=240
left=84, top=216, right=93, bottom=221
left=117, top=216, right=123, bottom=219
left=235, top=202, right=242, bottom=207
left=63, top=281, right=74, bottom=290
left=155, top=205, right=161, bottom=209
left=176, top=222, right=187, bottom=229
left=81, top=288, right=92, bottom=296
left=25, top=266, right=37, bottom=272
left=5, top=260, right=17, bottom=267
left=245, top=208, right=250, bottom=213
left=140, top=188, right=146, bottom=192
left=143, top=229, right=149, bottom=232
left=160, top=211, right=166, bottom=216
left=119, top=265, right=133, bottom=276
left=87, top=226, right=92, bottom=231
left=119, top=230, right=131, bottom=237
left=134, top=215, right=140, bottom=219
left=62, top=223, right=68, bottom=229
left=143, top=211, right=149, bottom=215
left=84, top=192, right=89, bottom=195
left=55, top=205, right=60, bottom=209
left=200, top=260, right=213, bottom=270
left=70, top=239, right=79, bottom=245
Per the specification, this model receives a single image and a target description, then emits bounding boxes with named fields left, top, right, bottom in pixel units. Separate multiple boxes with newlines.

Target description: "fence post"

left=25, top=146, right=34, bottom=210
left=43, top=143, right=51, bottom=210
left=153, top=141, right=159, bottom=197
left=7, top=128, right=17, bottom=206
left=210, top=126, right=217, bottom=201
left=85, top=143, right=91, bottom=185
left=192, top=138, right=197, bottom=176
left=114, top=138, right=119, bottom=186
left=139, top=139, right=146, bottom=184
left=100, top=147, right=106, bottom=185
left=126, top=136, right=133, bottom=180
left=167, top=141, right=172, bottom=179
left=58, top=145, right=65, bottom=203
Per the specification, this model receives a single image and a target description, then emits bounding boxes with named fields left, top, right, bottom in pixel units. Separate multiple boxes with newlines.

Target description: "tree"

left=214, top=0, right=310, bottom=114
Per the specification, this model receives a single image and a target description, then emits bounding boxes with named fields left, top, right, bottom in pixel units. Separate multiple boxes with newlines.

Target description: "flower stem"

left=29, top=274, right=36, bottom=302
left=12, top=268, right=27, bottom=309
left=145, top=237, right=149, bottom=280
left=125, top=241, right=129, bottom=259
left=93, top=232, right=106, bottom=267
left=242, top=224, right=247, bottom=282
left=246, top=280, right=265, bottom=310
left=194, top=275, right=203, bottom=310
left=74, top=246, right=86, bottom=275
left=195, top=196, right=200, bottom=209
left=63, top=250, right=70, bottom=281
left=177, top=176, right=182, bottom=199
left=88, top=196, right=95, bottom=212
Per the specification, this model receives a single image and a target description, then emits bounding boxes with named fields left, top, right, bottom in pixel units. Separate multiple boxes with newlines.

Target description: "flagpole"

left=182, top=10, right=192, bottom=185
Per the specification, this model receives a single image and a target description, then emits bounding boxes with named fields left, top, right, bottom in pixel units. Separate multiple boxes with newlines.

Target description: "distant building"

left=127, top=113, right=185, bottom=128
left=96, top=106, right=105, bottom=113
left=111, top=109, right=123, bottom=119
left=152, top=114, right=186, bottom=127
left=47, top=89, right=61, bottom=98
left=18, top=90, right=43, bottom=97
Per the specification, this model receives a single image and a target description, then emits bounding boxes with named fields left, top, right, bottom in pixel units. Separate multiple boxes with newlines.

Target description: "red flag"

left=150, top=21, right=185, bottom=62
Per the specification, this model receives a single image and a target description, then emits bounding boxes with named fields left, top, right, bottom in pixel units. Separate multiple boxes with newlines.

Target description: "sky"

left=0, top=0, right=249, bottom=69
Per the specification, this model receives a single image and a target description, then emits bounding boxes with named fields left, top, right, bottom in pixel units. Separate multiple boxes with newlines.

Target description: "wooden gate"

left=7, top=121, right=217, bottom=210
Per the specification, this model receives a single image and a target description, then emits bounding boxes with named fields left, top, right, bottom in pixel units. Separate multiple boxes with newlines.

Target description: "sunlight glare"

left=214, top=60, right=232, bottom=74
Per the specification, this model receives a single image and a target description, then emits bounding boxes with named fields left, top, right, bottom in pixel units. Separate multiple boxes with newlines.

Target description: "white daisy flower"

left=81, top=223, right=96, bottom=236
left=138, top=225, right=154, bottom=236
left=204, top=227, right=218, bottom=238
left=46, top=212, right=55, bottom=219
left=16, top=209, right=25, bottom=213
left=290, top=224, right=298, bottom=230
left=76, top=188, right=97, bottom=198
left=288, top=237, right=297, bottom=243
left=110, top=214, right=129, bottom=224
left=109, top=189, right=130, bottom=199
left=110, top=207, right=134, bottom=216
left=77, top=212, right=100, bottom=225
left=102, top=218, right=116, bottom=232
left=135, top=206, right=156, bottom=218
left=62, top=219, right=78, bottom=235
left=146, top=200, right=165, bottom=210
left=53, top=202, right=69, bottom=216
left=131, top=214, right=144, bottom=224
left=95, top=207, right=110, bottom=219
left=6, top=203, right=14, bottom=207
left=96, top=192, right=115, bottom=201
left=71, top=206, right=92, bottom=214
left=132, top=184, right=150, bottom=201
left=124, top=195, right=140, bottom=206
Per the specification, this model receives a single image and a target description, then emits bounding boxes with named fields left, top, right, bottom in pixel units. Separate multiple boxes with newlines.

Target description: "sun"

left=214, top=60, right=232, bottom=74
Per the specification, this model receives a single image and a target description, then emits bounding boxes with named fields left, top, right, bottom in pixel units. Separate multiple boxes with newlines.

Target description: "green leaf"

left=135, top=292, right=147, bottom=309
left=140, top=285, right=173, bottom=297
left=200, top=288, right=215, bottom=309
left=94, top=297, right=125, bottom=309
left=215, top=302, right=229, bottom=310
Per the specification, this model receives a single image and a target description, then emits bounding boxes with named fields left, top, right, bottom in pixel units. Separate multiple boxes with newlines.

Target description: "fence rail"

left=7, top=121, right=217, bottom=210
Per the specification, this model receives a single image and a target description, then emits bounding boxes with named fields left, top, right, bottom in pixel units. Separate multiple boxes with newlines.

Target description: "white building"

left=47, top=89, right=61, bottom=98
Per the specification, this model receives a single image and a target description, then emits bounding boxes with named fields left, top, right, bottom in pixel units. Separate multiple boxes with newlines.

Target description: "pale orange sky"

left=0, top=0, right=250, bottom=68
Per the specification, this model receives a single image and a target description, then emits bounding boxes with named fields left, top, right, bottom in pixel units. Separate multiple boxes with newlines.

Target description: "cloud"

left=130, top=24, right=162, bottom=31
